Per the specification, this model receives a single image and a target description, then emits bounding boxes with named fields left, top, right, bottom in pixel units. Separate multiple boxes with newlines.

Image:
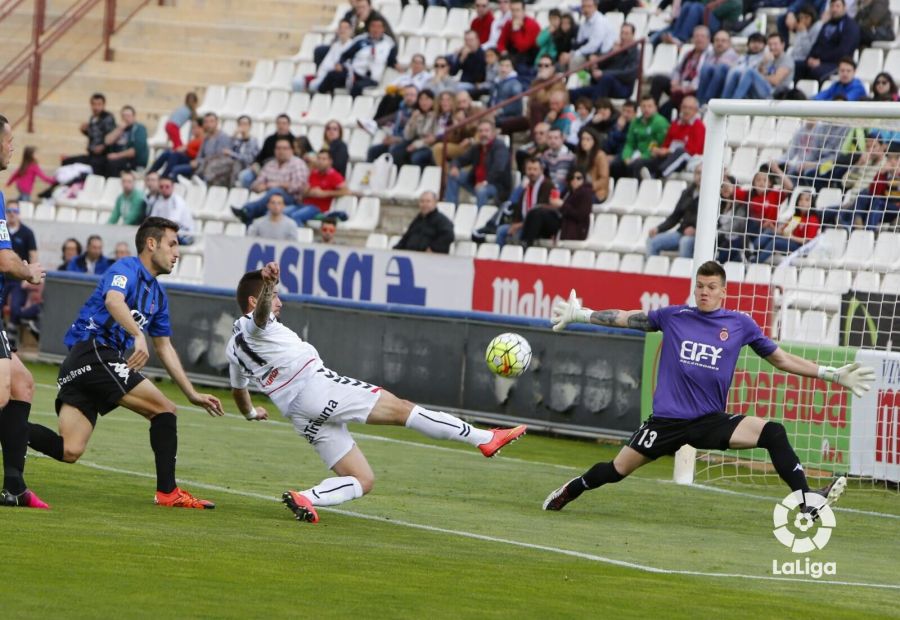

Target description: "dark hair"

left=203, top=111, right=218, bottom=121
left=62, top=237, right=82, bottom=258
left=696, top=260, right=726, bottom=285
left=523, top=156, right=542, bottom=168
left=121, top=105, right=136, bottom=115
left=86, top=234, right=102, bottom=246
left=237, top=114, right=252, bottom=124
left=567, top=166, right=587, bottom=185
left=274, top=135, right=294, bottom=149
left=321, top=217, right=338, bottom=228
left=135, top=217, right=179, bottom=254
left=872, top=72, right=899, bottom=100
left=767, top=33, right=785, bottom=45
left=576, top=129, right=600, bottom=169
left=417, top=88, right=436, bottom=112
left=0, top=114, right=7, bottom=132
left=317, top=148, right=333, bottom=159
left=639, top=94, right=655, bottom=103
left=838, top=56, right=856, bottom=69
left=797, top=4, right=818, bottom=21
left=295, top=135, right=314, bottom=155
left=325, top=119, right=344, bottom=140
left=368, top=16, right=385, bottom=28
left=548, top=8, right=561, bottom=17
left=236, top=270, right=264, bottom=314
left=621, top=22, right=635, bottom=35
left=498, top=53, right=513, bottom=64
left=622, top=99, right=637, bottom=110
left=593, top=97, right=614, bottom=111
left=748, top=32, right=766, bottom=44
left=276, top=113, right=291, bottom=124
left=185, top=92, right=198, bottom=106
left=90, top=93, right=106, bottom=102
left=17, top=146, right=36, bottom=176
left=574, top=96, right=592, bottom=110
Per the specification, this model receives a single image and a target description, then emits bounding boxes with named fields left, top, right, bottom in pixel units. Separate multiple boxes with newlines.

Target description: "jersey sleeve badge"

left=111, top=275, right=128, bottom=290
left=0, top=220, right=9, bottom=242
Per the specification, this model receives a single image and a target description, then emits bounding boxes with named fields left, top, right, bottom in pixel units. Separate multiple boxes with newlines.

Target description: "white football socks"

left=300, top=476, right=364, bottom=506
left=405, top=405, right=493, bottom=447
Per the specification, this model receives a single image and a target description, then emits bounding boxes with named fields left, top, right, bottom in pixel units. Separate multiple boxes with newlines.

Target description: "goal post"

left=674, top=99, right=900, bottom=488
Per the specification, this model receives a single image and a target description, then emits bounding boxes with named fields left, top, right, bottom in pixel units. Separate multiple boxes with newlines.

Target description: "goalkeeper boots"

left=479, top=424, right=527, bottom=458
left=154, top=487, right=215, bottom=509
left=0, top=488, right=50, bottom=509
left=542, top=478, right=582, bottom=511
left=282, top=490, right=319, bottom=523
left=803, top=476, right=847, bottom=522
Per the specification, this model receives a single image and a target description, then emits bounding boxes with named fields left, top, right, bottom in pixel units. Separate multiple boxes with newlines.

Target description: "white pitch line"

left=73, top=459, right=900, bottom=592
left=31, top=383, right=900, bottom=520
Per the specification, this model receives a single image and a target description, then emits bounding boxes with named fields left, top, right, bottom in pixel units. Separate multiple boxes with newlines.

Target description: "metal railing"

left=438, top=37, right=648, bottom=191
left=0, top=0, right=163, bottom=132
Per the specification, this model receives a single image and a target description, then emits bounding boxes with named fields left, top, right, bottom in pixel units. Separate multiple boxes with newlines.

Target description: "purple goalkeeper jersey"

left=647, top=305, right=778, bottom=420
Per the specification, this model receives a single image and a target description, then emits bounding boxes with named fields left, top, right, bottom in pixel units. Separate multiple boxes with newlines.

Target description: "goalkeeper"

left=543, top=260, right=874, bottom=515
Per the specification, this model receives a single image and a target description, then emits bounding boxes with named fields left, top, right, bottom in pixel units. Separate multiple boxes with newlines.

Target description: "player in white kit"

left=227, top=262, right=527, bottom=523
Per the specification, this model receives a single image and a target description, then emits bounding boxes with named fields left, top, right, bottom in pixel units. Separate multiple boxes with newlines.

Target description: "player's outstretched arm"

left=230, top=387, right=268, bottom=421
left=765, top=348, right=876, bottom=397
left=253, top=261, right=280, bottom=329
left=551, top=289, right=656, bottom=332
left=152, top=335, right=226, bottom=417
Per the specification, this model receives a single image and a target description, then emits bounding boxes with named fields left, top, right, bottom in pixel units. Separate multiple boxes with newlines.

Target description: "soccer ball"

left=485, top=333, right=532, bottom=378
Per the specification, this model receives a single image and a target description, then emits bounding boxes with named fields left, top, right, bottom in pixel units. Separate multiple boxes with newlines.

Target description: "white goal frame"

left=674, top=99, right=900, bottom=485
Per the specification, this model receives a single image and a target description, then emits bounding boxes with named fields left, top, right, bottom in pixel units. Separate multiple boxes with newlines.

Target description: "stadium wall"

left=38, top=273, right=646, bottom=439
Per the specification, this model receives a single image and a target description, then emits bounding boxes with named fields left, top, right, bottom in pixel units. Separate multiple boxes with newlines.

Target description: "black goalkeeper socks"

left=564, top=461, right=626, bottom=499
left=757, top=421, right=809, bottom=495
left=149, top=413, right=178, bottom=494
left=0, top=401, right=31, bottom=494
left=27, top=422, right=65, bottom=462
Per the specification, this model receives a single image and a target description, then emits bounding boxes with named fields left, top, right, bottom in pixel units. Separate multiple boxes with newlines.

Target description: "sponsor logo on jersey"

left=679, top=340, right=723, bottom=369
left=261, top=368, right=280, bottom=387
left=720, top=327, right=729, bottom=341
left=0, top=220, right=9, bottom=242
left=130, top=309, right=149, bottom=329
left=111, top=275, right=128, bottom=289
left=58, top=364, right=92, bottom=387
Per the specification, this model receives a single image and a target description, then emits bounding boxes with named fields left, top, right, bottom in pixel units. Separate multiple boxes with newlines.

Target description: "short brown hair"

left=696, top=260, right=726, bottom=285
left=236, top=270, right=264, bottom=314
left=135, top=217, right=179, bottom=254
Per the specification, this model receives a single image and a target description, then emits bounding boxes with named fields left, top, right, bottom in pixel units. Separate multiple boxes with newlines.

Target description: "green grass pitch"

left=1, top=363, right=898, bottom=618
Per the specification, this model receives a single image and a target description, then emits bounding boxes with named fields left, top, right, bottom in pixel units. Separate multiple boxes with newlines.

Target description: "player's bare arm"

left=152, top=335, right=225, bottom=417
left=765, top=347, right=875, bottom=397
left=551, top=289, right=657, bottom=332
left=253, top=262, right=280, bottom=329
left=230, top=387, right=269, bottom=421
left=0, top=248, right=44, bottom=285
left=105, top=290, right=150, bottom=370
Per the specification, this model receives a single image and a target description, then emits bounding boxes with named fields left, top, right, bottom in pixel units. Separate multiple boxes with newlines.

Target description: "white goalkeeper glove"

left=551, top=289, right=593, bottom=332
left=818, top=362, right=876, bottom=398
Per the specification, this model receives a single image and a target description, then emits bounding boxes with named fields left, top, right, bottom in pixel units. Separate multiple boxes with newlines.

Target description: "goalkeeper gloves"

left=551, top=289, right=592, bottom=332
left=818, top=362, right=876, bottom=398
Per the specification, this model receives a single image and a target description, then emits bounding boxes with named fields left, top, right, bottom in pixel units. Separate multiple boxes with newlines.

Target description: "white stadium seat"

left=646, top=43, right=677, bottom=76
left=608, top=214, right=643, bottom=253
left=571, top=249, right=595, bottom=269
left=867, top=232, right=900, bottom=271
left=397, top=4, right=425, bottom=36
left=388, top=165, right=422, bottom=201
left=95, top=177, right=122, bottom=210
left=547, top=248, right=571, bottom=267
left=345, top=197, right=380, bottom=231
left=779, top=308, right=803, bottom=342
left=453, top=203, right=478, bottom=240
left=476, top=243, right=500, bottom=260
left=856, top=48, right=884, bottom=85
left=669, top=256, right=693, bottom=278
left=197, top=85, right=226, bottom=115
left=852, top=271, right=881, bottom=293
left=798, top=228, right=847, bottom=268
left=838, top=230, right=875, bottom=270
left=643, top=255, right=670, bottom=275
left=420, top=6, right=448, bottom=37
left=289, top=33, right=323, bottom=63
left=523, top=247, right=548, bottom=265
left=365, top=233, right=389, bottom=250
left=595, top=251, right=620, bottom=271
left=237, top=60, right=274, bottom=89
left=619, top=253, right=644, bottom=274
left=603, top=177, right=638, bottom=214
left=723, top=261, right=745, bottom=283
left=453, top=240, right=477, bottom=257
left=499, top=244, right=524, bottom=262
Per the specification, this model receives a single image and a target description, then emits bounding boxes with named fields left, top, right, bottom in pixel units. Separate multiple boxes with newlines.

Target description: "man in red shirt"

left=470, top=0, right=494, bottom=46
left=286, top=150, right=350, bottom=226
left=497, top=0, right=540, bottom=74
left=632, top=95, right=705, bottom=179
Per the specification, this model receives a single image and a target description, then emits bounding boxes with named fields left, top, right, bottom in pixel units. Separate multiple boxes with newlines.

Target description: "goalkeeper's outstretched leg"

left=543, top=446, right=649, bottom=511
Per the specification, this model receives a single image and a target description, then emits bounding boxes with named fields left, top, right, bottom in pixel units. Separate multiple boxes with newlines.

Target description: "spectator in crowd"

left=433, top=90, right=480, bottom=168
left=554, top=13, right=578, bottom=69
left=695, top=30, right=740, bottom=105
left=795, top=0, right=860, bottom=82
left=226, top=115, right=260, bottom=183
left=575, top=129, right=610, bottom=202
left=107, top=171, right=146, bottom=225
left=473, top=47, right=501, bottom=99
left=323, top=120, right=349, bottom=177
left=373, top=53, right=432, bottom=119
left=784, top=4, right=824, bottom=67
left=569, top=24, right=639, bottom=102
left=610, top=95, right=669, bottom=179
left=541, top=128, right=576, bottom=191
left=490, top=55, right=525, bottom=126
left=425, top=57, right=457, bottom=95
left=319, top=217, right=338, bottom=244
left=716, top=173, right=747, bottom=263
left=425, top=91, right=457, bottom=159
left=658, top=0, right=741, bottom=46
left=633, top=95, right=705, bottom=180
left=319, top=17, right=397, bottom=96
left=365, top=85, right=418, bottom=161
left=646, top=164, right=701, bottom=257
left=728, top=33, right=794, bottom=100
left=166, top=112, right=230, bottom=181
left=484, top=0, right=512, bottom=50
left=490, top=156, right=552, bottom=247
left=346, top=0, right=395, bottom=40
left=113, top=242, right=131, bottom=260
left=814, top=57, right=867, bottom=101
left=62, top=93, right=116, bottom=172
left=827, top=135, right=888, bottom=228
left=737, top=166, right=794, bottom=252
left=305, top=20, right=356, bottom=93
left=535, top=9, right=562, bottom=65
left=144, top=170, right=161, bottom=213
left=567, top=97, right=594, bottom=147
left=240, top=114, right=295, bottom=188
left=149, top=177, right=196, bottom=245
left=544, top=91, right=576, bottom=137
left=6, top=146, right=53, bottom=202
left=515, top=121, right=550, bottom=171
left=522, top=166, right=593, bottom=246
left=232, top=136, right=310, bottom=224
left=471, top=0, right=494, bottom=46
left=754, top=189, right=821, bottom=263
left=391, top=89, right=437, bottom=167
left=58, top=238, right=82, bottom=271
left=717, top=33, right=768, bottom=100
left=497, top=0, right=541, bottom=77
left=570, top=0, right=615, bottom=68
left=394, top=191, right=454, bottom=253
left=452, top=31, right=487, bottom=91
left=287, top=149, right=350, bottom=225
left=148, top=119, right=203, bottom=178
left=525, top=58, right=566, bottom=128
left=588, top=98, right=633, bottom=155
left=164, top=92, right=198, bottom=148
left=874, top=153, right=900, bottom=227
left=871, top=72, right=899, bottom=101
left=856, top=0, right=895, bottom=47
left=444, top=119, right=511, bottom=207
left=1, top=201, right=39, bottom=334
left=247, top=192, right=299, bottom=241
left=66, top=234, right=113, bottom=274
left=650, top=25, right=711, bottom=119
left=103, top=105, right=149, bottom=177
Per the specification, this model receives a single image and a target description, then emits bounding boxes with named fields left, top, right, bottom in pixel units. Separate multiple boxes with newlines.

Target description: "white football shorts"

left=285, top=366, right=382, bottom=468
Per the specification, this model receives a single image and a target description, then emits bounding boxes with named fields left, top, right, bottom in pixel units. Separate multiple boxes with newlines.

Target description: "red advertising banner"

left=472, top=260, right=773, bottom=333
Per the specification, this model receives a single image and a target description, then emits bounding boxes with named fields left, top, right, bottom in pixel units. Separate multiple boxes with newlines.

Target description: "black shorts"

left=55, top=339, right=146, bottom=426
left=0, top=320, right=11, bottom=360
left=627, top=412, right=745, bottom=460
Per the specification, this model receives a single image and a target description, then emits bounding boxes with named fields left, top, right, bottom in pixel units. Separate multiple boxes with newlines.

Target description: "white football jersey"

left=226, top=313, right=322, bottom=410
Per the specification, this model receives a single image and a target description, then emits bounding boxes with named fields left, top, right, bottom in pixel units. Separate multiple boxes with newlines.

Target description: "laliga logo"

left=772, top=490, right=835, bottom=553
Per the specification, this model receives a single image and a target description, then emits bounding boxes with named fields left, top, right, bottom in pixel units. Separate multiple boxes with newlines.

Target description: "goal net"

left=679, top=100, right=900, bottom=491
